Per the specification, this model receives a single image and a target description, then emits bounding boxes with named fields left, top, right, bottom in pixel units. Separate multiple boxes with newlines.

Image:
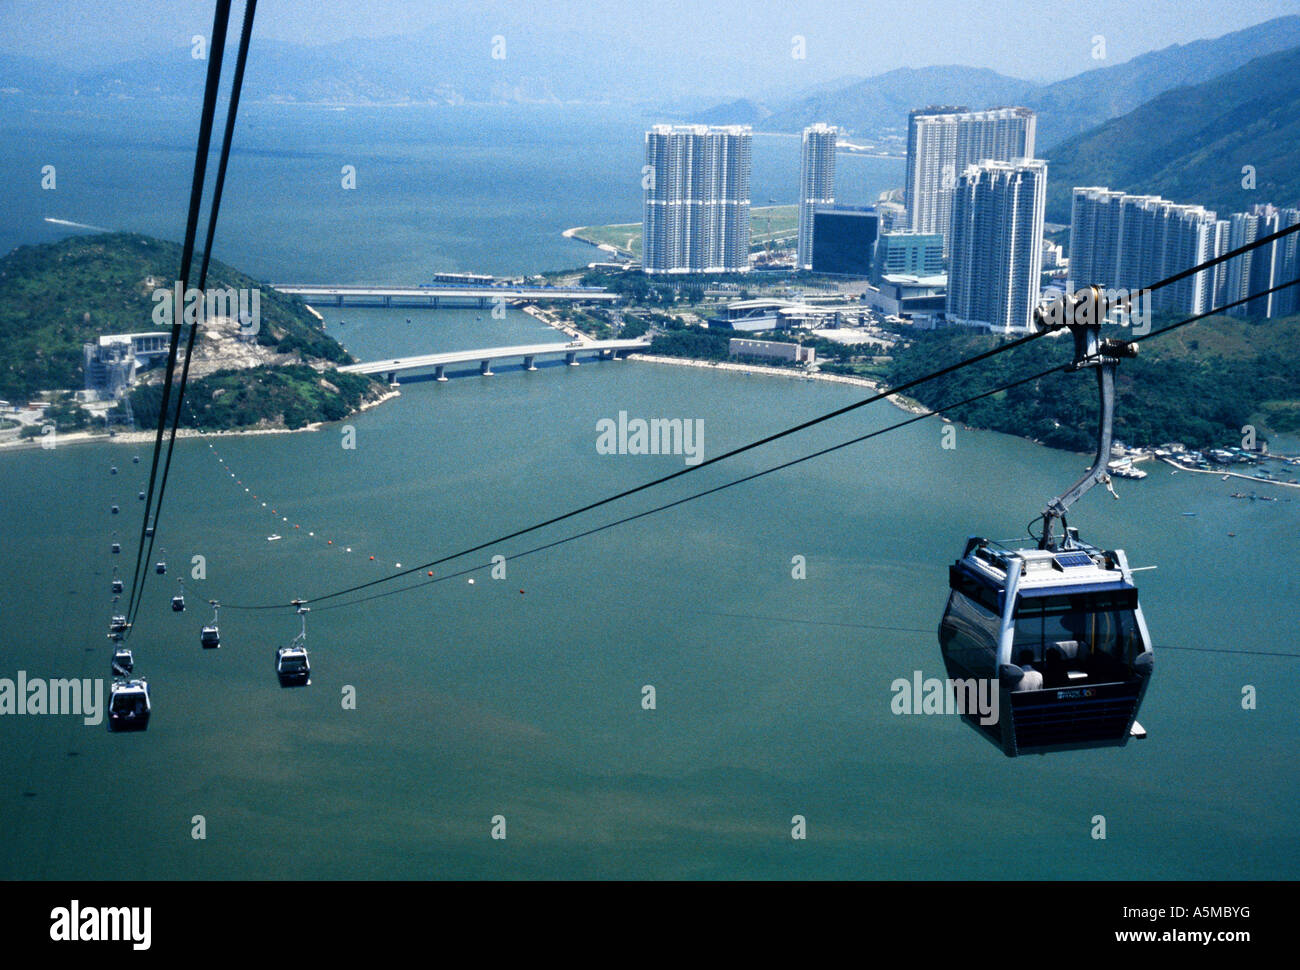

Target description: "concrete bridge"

left=272, top=284, right=620, bottom=308
left=337, top=338, right=651, bottom=383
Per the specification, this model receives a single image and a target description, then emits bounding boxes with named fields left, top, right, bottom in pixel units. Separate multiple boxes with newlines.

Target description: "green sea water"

left=1, top=100, right=1297, bottom=880
left=1, top=309, right=1297, bottom=878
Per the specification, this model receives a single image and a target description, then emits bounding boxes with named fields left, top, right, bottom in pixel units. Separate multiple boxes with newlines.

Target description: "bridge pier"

left=480, top=360, right=494, bottom=376
left=385, top=371, right=397, bottom=384
left=523, top=355, right=536, bottom=371
left=566, top=351, right=579, bottom=366
left=383, top=295, right=391, bottom=308
left=435, top=364, right=447, bottom=382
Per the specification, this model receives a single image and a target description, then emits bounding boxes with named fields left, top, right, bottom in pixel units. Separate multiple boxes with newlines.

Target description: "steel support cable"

left=129, top=0, right=257, bottom=631
left=124, top=0, right=234, bottom=626
left=211, top=269, right=1300, bottom=615
left=174, top=168, right=1300, bottom=613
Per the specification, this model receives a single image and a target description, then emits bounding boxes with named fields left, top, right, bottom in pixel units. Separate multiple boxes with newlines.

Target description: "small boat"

left=267, top=534, right=282, bottom=541
left=1181, top=511, right=1197, bottom=517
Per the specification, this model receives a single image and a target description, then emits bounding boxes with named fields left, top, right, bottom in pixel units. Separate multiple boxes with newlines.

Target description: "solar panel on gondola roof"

left=1054, top=551, right=1093, bottom=569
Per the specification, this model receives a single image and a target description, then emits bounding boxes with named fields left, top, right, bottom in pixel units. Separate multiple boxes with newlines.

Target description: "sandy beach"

left=627, top=353, right=929, bottom=416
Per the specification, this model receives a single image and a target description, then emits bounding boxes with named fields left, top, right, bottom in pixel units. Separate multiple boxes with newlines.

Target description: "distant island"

left=0, top=233, right=390, bottom=441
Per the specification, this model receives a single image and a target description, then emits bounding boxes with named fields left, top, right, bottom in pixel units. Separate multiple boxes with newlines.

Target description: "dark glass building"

left=810, top=205, right=879, bottom=277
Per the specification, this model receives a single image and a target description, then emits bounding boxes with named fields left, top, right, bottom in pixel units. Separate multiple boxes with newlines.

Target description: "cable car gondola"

left=111, top=568, right=123, bottom=595
left=108, top=678, right=150, bottom=732
left=200, top=601, right=221, bottom=649
left=155, top=550, right=167, bottom=575
left=275, top=601, right=312, bottom=687
left=937, top=289, right=1154, bottom=757
left=111, top=646, right=134, bottom=676
left=111, top=504, right=119, bottom=515
left=110, top=466, right=118, bottom=475
left=171, top=581, right=185, bottom=612
left=109, top=614, right=129, bottom=635
left=111, top=531, right=121, bottom=555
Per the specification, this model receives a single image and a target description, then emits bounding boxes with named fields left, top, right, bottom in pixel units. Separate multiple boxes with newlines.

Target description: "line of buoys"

left=205, top=443, right=410, bottom=573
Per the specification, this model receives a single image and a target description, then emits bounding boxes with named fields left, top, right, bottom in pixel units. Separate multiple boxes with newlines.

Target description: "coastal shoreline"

left=0, top=387, right=401, bottom=454
left=627, top=353, right=928, bottom=416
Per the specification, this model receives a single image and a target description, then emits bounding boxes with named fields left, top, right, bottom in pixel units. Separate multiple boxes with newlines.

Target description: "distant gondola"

left=171, top=594, right=185, bottom=612
left=111, top=646, right=133, bottom=676
left=108, top=678, right=150, bottom=732
left=276, top=601, right=312, bottom=687
left=200, top=601, right=221, bottom=649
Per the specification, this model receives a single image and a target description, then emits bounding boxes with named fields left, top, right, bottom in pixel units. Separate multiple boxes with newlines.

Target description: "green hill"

left=1043, top=45, right=1300, bottom=224
left=1028, top=15, right=1300, bottom=149
left=886, top=314, right=1300, bottom=452
left=0, top=232, right=385, bottom=430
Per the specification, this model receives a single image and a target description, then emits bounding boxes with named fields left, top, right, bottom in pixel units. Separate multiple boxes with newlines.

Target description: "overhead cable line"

left=128, top=0, right=258, bottom=631
left=216, top=227, right=1300, bottom=612
left=210, top=267, right=1300, bottom=615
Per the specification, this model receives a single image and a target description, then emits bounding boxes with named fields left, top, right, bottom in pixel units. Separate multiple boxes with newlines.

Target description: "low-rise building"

left=728, top=337, right=816, bottom=365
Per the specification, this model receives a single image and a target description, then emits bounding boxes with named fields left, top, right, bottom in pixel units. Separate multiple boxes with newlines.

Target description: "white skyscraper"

left=1069, top=187, right=1228, bottom=316
left=946, top=158, right=1047, bottom=334
left=797, top=124, right=837, bottom=270
left=643, top=125, right=752, bottom=274
left=1221, top=204, right=1300, bottom=318
left=904, top=106, right=1036, bottom=254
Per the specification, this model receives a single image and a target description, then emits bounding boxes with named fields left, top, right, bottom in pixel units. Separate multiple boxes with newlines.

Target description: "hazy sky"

left=3, top=0, right=1299, bottom=86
